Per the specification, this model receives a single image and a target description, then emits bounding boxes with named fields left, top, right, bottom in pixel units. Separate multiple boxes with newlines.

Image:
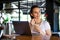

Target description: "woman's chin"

left=35, top=17, right=39, bottom=19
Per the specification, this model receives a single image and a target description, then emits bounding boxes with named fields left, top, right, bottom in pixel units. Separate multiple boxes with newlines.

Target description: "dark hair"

left=30, top=5, right=39, bottom=19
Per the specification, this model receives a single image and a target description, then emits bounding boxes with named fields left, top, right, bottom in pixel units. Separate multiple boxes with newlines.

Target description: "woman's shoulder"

left=42, top=20, right=50, bottom=26
left=42, top=20, right=51, bottom=29
left=42, top=20, right=48, bottom=23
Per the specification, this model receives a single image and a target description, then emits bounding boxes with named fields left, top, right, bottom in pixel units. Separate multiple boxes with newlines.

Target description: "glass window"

left=2, top=0, right=46, bottom=22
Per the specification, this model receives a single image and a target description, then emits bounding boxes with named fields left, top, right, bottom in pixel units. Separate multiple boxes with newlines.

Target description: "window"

left=2, top=0, right=46, bottom=22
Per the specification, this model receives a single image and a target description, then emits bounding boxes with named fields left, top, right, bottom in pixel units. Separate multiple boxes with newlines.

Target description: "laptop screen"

left=13, top=21, right=32, bottom=36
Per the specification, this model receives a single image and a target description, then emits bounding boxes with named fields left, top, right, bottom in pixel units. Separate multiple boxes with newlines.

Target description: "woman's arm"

left=45, top=29, right=52, bottom=36
left=30, top=23, right=45, bottom=35
left=30, top=19, right=46, bottom=35
left=45, top=21, right=52, bottom=36
left=33, top=24, right=45, bottom=35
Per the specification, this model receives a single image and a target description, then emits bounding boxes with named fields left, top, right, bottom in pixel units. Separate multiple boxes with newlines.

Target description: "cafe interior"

left=0, top=0, right=60, bottom=40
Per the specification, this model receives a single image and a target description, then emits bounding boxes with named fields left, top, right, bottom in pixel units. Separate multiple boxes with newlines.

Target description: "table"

left=1, top=35, right=59, bottom=40
left=16, top=35, right=59, bottom=40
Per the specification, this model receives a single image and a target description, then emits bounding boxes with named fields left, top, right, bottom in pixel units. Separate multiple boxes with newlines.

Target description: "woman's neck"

left=34, top=18, right=42, bottom=24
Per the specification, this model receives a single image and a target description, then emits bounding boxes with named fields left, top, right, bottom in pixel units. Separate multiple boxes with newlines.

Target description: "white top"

left=29, top=20, right=51, bottom=35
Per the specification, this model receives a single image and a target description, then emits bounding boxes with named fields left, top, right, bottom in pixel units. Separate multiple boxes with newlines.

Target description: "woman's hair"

left=30, top=5, right=40, bottom=19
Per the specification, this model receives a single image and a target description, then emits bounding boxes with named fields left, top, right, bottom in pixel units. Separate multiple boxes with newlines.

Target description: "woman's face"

left=31, top=7, right=41, bottom=19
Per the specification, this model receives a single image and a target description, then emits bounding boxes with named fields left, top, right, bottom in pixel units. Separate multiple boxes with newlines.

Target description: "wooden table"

left=1, top=35, right=59, bottom=40
left=16, top=35, right=59, bottom=40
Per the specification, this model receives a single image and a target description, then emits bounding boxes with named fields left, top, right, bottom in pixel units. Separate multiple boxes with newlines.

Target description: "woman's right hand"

left=30, top=19, right=35, bottom=26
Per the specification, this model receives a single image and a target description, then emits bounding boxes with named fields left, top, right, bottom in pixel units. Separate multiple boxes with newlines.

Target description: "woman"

left=29, top=5, right=51, bottom=36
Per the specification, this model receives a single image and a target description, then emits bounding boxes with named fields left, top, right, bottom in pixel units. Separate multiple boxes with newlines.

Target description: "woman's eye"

left=34, top=12, right=37, bottom=13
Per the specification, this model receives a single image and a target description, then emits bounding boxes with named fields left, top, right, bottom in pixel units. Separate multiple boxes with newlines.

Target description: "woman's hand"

left=30, top=19, right=35, bottom=26
left=30, top=19, right=45, bottom=36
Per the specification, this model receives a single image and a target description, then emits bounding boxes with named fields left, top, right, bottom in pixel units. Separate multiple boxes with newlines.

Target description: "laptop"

left=12, top=21, right=32, bottom=36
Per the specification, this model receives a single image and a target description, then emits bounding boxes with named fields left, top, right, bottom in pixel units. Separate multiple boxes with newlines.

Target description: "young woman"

left=29, top=5, right=51, bottom=36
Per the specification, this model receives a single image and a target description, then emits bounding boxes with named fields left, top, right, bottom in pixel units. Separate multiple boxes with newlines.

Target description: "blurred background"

left=0, top=0, right=60, bottom=36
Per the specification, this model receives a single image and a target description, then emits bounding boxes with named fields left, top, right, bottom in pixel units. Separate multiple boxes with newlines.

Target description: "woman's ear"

left=31, top=13, right=33, bottom=16
left=30, top=13, right=34, bottom=19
